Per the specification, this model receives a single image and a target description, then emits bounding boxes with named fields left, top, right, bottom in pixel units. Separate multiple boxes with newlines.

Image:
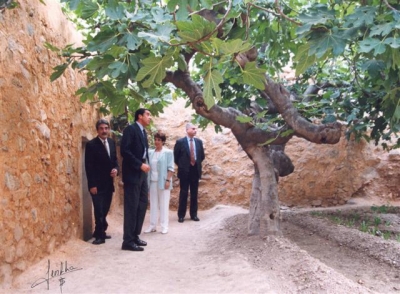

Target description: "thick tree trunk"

left=164, top=70, right=340, bottom=236
left=248, top=146, right=281, bottom=236
left=248, top=168, right=262, bottom=235
left=165, top=71, right=292, bottom=236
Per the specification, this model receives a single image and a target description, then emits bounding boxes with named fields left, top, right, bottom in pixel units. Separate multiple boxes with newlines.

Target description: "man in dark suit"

left=120, top=108, right=152, bottom=252
left=174, top=123, right=205, bottom=223
left=85, top=119, right=119, bottom=245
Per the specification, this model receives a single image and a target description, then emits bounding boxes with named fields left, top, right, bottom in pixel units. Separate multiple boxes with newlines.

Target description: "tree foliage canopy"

left=51, top=0, right=400, bottom=149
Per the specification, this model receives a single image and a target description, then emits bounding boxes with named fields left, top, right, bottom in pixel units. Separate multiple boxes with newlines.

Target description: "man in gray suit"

left=174, top=123, right=205, bottom=223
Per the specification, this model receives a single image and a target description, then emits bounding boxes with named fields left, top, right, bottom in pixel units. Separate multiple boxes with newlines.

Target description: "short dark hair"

left=134, top=108, right=150, bottom=121
left=154, top=131, right=167, bottom=144
left=96, top=119, right=110, bottom=130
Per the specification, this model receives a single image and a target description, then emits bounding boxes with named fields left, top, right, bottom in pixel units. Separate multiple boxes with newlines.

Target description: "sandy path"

left=10, top=205, right=280, bottom=294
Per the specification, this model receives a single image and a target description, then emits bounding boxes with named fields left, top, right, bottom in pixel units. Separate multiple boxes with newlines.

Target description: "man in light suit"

left=85, top=119, right=118, bottom=245
left=174, top=123, right=205, bottom=223
left=120, top=108, right=152, bottom=252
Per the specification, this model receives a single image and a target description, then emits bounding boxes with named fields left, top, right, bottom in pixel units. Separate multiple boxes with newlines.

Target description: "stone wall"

left=0, top=0, right=102, bottom=288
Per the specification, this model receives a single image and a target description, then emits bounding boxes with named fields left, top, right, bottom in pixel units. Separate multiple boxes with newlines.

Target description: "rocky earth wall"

left=0, top=0, right=104, bottom=288
left=151, top=99, right=400, bottom=210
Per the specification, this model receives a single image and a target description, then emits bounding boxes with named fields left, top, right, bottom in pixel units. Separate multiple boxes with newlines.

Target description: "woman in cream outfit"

left=144, top=132, right=174, bottom=234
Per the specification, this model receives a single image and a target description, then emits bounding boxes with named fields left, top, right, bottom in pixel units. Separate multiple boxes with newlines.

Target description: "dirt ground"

left=7, top=198, right=400, bottom=294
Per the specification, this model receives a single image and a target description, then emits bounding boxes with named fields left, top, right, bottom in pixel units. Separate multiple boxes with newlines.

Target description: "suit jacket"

left=148, top=147, right=175, bottom=190
left=85, top=137, right=118, bottom=192
left=174, top=137, right=205, bottom=180
left=120, top=123, right=149, bottom=185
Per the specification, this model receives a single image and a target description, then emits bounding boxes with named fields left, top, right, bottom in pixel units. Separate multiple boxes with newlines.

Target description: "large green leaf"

left=76, top=83, right=100, bottom=102
left=79, top=0, right=98, bottom=19
left=212, top=39, right=253, bottom=55
left=50, top=63, right=69, bottom=81
left=236, top=115, right=253, bottom=123
left=138, top=23, right=175, bottom=46
left=176, top=54, right=187, bottom=71
left=60, top=0, right=80, bottom=10
left=44, top=42, right=60, bottom=52
left=176, top=14, right=216, bottom=42
left=341, top=26, right=361, bottom=40
left=86, top=55, right=115, bottom=78
left=384, top=37, right=400, bottom=49
left=108, top=45, right=127, bottom=59
left=359, top=37, right=387, bottom=55
left=297, top=5, right=335, bottom=26
left=129, top=55, right=140, bottom=72
left=109, top=61, right=128, bottom=78
left=105, top=0, right=125, bottom=20
left=309, top=28, right=347, bottom=57
left=361, top=60, right=385, bottom=78
left=391, top=48, right=400, bottom=69
left=203, top=69, right=223, bottom=108
left=108, top=93, right=128, bottom=115
left=293, top=44, right=317, bottom=76
left=166, top=0, right=179, bottom=12
left=150, top=7, right=172, bottom=24
left=393, top=104, right=400, bottom=122
left=344, top=6, right=376, bottom=28
left=296, top=23, right=312, bottom=37
left=97, top=81, right=116, bottom=100
left=87, top=30, right=118, bottom=53
left=200, top=0, right=213, bottom=9
left=370, top=22, right=394, bottom=37
left=136, top=55, right=174, bottom=88
left=242, top=62, right=266, bottom=90
left=119, top=33, right=142, bottom=51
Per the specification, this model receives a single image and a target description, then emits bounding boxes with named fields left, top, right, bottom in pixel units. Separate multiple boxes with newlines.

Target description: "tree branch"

left=263, top=76, right=342, bottom=144
left=164, top=70, right=293, bottom=149
left=383, top=0, right=399, bottom=11
left=248, top=1, right=302, bottom=26
left=302, top=81, right=351, bottom=102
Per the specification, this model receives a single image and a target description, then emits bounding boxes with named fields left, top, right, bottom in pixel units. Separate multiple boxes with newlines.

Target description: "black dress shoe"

left=92, top=238, right=105, bottom=245
left=121, top=243, right=144, bottom=251
left=178, top=218, right=184, bottom=223
left=133, top=237, right=147, bottom=247
left=104, top=234, right=111, bottom=239
left=191, top=216, right=200, bottom=221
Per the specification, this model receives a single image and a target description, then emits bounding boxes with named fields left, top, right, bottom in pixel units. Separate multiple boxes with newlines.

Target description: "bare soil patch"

left=308, top=205, right=400, bottom=241
left=281, top=206, right=400, bottom=293
left=8, top=204, right=400, bottom=294
left=210, top=204, right=400, bottom=293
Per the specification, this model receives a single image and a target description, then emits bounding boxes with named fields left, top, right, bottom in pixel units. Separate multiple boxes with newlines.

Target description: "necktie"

left=143, top=129, right=147, bottom=144
left=190, top=139, right=195, bottom=166
left=143, top=129, right=148, bottom=159
left=103, top=139, right=110, bottom=157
